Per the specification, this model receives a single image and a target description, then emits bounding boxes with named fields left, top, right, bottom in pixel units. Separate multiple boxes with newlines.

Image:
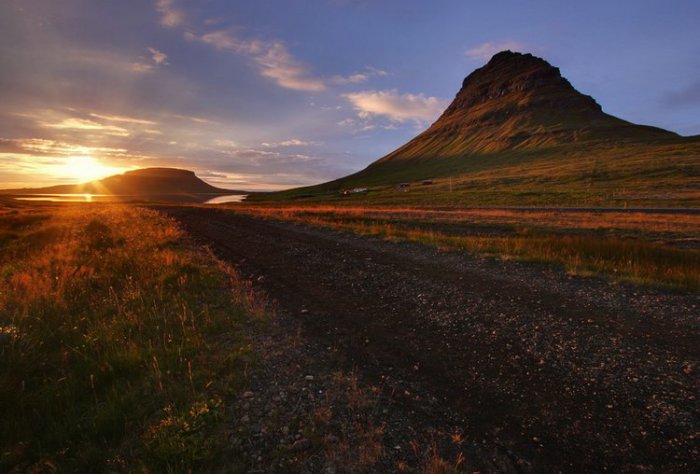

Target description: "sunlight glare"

left=58, top=156, right=121, bottom=182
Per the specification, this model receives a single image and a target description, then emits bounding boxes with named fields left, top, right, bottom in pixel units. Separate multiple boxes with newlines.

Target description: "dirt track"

left=162, top=206, right=699, bottom=472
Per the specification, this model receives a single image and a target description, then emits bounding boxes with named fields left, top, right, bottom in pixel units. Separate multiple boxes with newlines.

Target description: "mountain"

left=378, top=51, right=674, bottom=159
left=3, top=168, right=241, bottom=196
left=261, top=51, right=700, bottom=206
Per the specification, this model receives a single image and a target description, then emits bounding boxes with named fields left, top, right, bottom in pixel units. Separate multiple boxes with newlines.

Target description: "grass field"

left=252, top=138, right=700, bottom=207
left=230, top=205, right=700, bottom=291
left=0, top=202, right=265, bottom=472
left=2, top=199, right=697, bottom=472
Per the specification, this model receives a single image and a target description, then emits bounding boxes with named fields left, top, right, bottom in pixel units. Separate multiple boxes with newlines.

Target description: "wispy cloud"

left=89, top=113, right=157, bottom=125
left=0, top=138, right=129, bottom=157
left=43, top=118, right=130, bottom=137
left=343, top=89, right=446, bottom=123
left=157, top=4, right=387, bottom=93
left=132, top=46, right=169, bottom=72
left=148, top=47, right=168, bottom=65
left=330, top=66, right=388, bottom=85
left=188, top=30, right=326, bottom=91
left=155, top=0, right=185, bottom=28
left=464, top=40, right=527, bottom=60
left=256, top=42, right=326, bottom=91
left=261, top=139, right=322, bottom=147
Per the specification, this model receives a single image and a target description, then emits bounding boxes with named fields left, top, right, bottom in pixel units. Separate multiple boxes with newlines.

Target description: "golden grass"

left=0, top=204, right=264, bottom=471
left=229, top=205, right=700, bottom=291
left=232, top=205, right=700, bottom=234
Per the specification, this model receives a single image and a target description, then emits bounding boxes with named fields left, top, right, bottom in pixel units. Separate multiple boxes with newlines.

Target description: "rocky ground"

left=161, top=206, right=699, bottom=473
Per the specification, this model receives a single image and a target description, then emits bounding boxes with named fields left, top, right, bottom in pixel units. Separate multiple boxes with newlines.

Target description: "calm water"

left=14, top=194, right=109, bottom=202
left=12, top=194, right=248, bottom=203
left=204, top=195, right=247, bottom=204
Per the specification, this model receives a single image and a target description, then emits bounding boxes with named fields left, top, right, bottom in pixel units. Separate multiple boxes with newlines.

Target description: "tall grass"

left=0, top=205, right=263, bottom=471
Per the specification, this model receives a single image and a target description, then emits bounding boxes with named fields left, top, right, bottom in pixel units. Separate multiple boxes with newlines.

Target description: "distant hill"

left=258, top=51, right=700, bottom=206
left=2, top=168, right=242, bottom=196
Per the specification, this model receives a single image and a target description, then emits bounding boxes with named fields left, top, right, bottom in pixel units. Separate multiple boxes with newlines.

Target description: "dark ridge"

left=1, top=167, right=242, bottom=196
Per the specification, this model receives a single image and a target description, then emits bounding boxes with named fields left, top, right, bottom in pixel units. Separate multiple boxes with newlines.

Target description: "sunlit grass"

left=0, top=204, right=264, bottom=471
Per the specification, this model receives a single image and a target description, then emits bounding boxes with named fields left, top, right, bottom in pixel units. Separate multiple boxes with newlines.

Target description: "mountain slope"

left=260, top=51, right=699, bottom=205
left=379, top=51, right=674, bottom=160
left=3, top=168, right=239, bottom=196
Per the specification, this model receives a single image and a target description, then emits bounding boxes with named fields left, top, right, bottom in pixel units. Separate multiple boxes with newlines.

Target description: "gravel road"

left=161, top=206, right=699, bottom=473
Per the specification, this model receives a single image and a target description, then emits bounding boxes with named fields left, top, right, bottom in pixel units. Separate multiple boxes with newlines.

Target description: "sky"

left=1, top=0, right=699, bottom=190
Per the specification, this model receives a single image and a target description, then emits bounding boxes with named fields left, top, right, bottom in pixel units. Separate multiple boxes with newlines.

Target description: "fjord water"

left=12, top=194, right=247, bottom=203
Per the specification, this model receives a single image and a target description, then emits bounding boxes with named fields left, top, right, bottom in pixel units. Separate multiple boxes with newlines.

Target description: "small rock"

left=305, top=375, right=314, bottom=381
left=242, top=391, right=255, bottom=398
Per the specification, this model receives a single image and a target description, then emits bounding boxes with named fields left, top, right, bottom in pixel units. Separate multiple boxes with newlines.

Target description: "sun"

left=59, top=156, right=120, bottom=182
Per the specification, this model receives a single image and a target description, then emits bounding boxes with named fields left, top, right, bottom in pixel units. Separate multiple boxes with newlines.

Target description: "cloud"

left=89, top=113, right=157, bottom=125
left=131, top=62, right=155, bottom=73
left=256, top=42, right=326, bottom=92
left=343, top=89, right=446, bottom=123
left=189, top=30, right=325, bottom=91
left=163, top=6, right=384, bottom=93
left=148, top=47, right=168, bottom=65
left=190, top=30, right=260, bottom=53
left=261, top=139, right=321, bottom=147
left=169, top=114, right=219, bottom=125
left=330, top=66, right=388, bottom=85
left=214, top=139, right=238, bottom=148
left=464, top=41, right=527, bottom=60
left=0, top=138, right=129, bottom=157
left=155, top=0, right=185, bottom=28
left=132, top=47, right=169, bottom=72
left=43, top=118, right=130, bottom=136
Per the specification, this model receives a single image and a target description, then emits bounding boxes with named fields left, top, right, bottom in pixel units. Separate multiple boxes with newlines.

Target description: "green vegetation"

left=251, top=138, right=700, bottom=207
left=232, top=205, right=700, bottom=291
left=0, top=203, right=264, bottom=472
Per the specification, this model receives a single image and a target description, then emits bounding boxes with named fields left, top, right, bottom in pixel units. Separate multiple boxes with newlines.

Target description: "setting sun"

left=58, top=156, right=123, bottom=182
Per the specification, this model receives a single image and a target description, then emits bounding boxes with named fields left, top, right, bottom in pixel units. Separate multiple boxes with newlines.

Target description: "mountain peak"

left=376, top=51, right=674, bottom=160
left=445, top=50, right=601, bottom=120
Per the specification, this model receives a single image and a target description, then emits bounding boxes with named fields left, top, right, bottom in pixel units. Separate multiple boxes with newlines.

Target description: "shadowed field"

left=161, top=205, right=700, bottom=472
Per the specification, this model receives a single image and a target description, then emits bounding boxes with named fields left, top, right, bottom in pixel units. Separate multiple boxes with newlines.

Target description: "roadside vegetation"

left=0, top=202, right=265, bottom=472
left=231, top=205, right=700, bottom=291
